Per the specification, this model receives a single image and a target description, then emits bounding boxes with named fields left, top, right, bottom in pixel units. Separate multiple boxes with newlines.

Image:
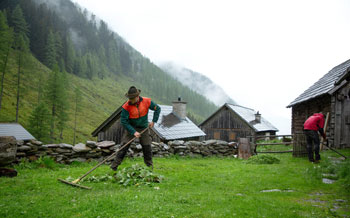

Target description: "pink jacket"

left=304, top=113, right=325, bottom=131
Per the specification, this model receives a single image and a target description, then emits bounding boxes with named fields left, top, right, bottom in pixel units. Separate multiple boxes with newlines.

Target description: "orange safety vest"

left=122, top=97, right=151, bottom=119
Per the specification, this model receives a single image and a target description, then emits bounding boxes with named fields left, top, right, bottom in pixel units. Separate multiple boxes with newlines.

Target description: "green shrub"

left=15, top=156, right=60, bottom=170
left=245, top=154, right=280, bottom=164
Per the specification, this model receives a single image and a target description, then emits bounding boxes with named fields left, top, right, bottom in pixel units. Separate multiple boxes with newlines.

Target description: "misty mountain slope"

left=159, top=62, right=237, bottom=106
left=0, top=0, right=219, bottom=143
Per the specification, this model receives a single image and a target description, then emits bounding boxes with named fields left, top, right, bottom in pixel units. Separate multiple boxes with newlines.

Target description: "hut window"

left=229, top=132, right=236, bottom=141
left=214, top=132, right=220, bottom=139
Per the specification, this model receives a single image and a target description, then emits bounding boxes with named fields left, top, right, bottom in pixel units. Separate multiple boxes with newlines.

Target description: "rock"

left=161, top=143, right=169, bottom=150
left=215, top=140, right=228, bottom=146
left=72, top=143, right=91, bottom=153
left=96, top=141, right=115, bottom=148
left=261, top=189, right=281, bottom=192
left=56, top=148, right=72, bottom=153
left=30, top=140, right=42, bottom=146
left=16, top=140, right=24, bottom=146
left=136, top=144, right=142, bottom=150
left=0, top=168, right=17, bottom=177
left=101, top=149, right=111, bottom=154
left=58, top=143, right=73, bottom=149
left=322, top=178, right=336, bottom=184
left=0, top=136, right=17, bottom=166
left=43, top=144, right=60, bottom=148
left=69, top=157, right=86, bottom=163
left=17, top=145, right=31, bottom=152
left=16, top=152, right=26, bottom=157
left=86, top=141, right=97, bottom=148
left=109, top=145, right=118, bottom=151
left=187, top=141, right=202, bottom=147
left=169, top=140, right=184, bottom=146
left=203, top=140, right=217, bottom=146
left=174, top=145, right=187, bottom=150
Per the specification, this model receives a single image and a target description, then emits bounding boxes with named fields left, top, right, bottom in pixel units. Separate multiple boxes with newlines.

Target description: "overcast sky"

left=72, top=0, right=350, bottom=134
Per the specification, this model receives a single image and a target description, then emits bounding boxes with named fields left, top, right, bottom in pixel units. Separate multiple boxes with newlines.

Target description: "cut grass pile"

left=245, top=154, right=281, bottom=164
left=1, top=150, right=349, bottom=217
left=65, top=164, right=164, bottom=187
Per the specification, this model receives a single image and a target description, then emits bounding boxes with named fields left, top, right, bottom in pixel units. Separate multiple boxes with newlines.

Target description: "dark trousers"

left=304, top=130, right=320, bottom=161
left=111, top=128, right=152, bottom=169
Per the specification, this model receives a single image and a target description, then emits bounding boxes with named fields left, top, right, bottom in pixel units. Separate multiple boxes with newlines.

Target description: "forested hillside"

left=0, top=0, right=218, bottom=144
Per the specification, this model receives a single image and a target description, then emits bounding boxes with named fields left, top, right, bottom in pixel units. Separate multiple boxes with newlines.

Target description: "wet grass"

left=1, top=150, right=349, bottom=218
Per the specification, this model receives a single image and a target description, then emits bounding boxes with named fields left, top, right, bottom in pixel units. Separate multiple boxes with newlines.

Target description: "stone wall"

left=14, top=139, right=238, bottom=164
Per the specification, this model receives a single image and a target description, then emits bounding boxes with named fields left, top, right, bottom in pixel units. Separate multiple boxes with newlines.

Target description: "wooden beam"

left=258, top=151, right=293, bottom=153
left=256, top=142, right=293, bottom=146
left=320, top=112, right=329, bottom=150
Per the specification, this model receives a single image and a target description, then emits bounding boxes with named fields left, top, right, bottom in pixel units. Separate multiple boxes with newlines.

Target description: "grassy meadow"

left=1, top=150, right=349, bottom=218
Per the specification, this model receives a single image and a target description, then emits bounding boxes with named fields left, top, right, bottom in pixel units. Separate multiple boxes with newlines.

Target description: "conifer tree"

left=44, top=30, right=57, bottom=69
left=73, top=87, right=82, bottom=145
left=0, top=10, right=13, bottom=112
left=64, top=35, right=75, bottom=73
left=11, top=5, right=29, bottom=122
left=45, top=64, right=68, bottom=142
left=28, top=102, right=50, bottom=143
left=56, top=70, right=69, bottom=141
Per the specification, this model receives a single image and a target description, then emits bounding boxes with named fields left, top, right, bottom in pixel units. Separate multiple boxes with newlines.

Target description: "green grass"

left=1, top=150, right=349, bottom=217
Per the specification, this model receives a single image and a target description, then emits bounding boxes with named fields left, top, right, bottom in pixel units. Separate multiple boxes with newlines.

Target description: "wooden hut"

left=91, top=99, right=205, bottom=144
left=199, top=104, right=278, bottom=142
left=287, top=59, right=350, bottom=148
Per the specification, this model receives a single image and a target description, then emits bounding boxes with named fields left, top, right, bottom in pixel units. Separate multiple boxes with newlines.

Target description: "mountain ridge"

left=159, top=62, right=236, bottom=106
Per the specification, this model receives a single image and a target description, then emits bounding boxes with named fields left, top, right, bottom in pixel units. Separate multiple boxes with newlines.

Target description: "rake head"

left=58, top=178, right=92, bottom=190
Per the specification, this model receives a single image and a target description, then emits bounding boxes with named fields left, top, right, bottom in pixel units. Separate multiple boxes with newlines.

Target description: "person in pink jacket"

left=303, top=113, right=327, bottom=163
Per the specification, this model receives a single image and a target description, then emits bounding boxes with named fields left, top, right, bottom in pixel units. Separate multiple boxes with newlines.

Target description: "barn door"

left=335, top=83, right=350, bottom=148
left=341, top=86, right=350, bottom=147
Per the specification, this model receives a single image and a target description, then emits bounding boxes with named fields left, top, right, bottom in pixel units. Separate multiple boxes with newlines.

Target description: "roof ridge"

left=226, top=103, right=254, bottom=111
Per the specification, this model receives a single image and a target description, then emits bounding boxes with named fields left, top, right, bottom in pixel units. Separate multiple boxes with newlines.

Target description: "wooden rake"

left=58, top=127, right=149, bottom=190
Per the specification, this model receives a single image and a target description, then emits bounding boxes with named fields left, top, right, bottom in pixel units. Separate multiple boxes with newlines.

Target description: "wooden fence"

left=246, top=134, right=307, bottom=157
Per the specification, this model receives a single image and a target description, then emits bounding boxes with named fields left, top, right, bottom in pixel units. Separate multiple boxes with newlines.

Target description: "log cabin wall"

left=97, top=117, right=124, bottom=143
left=291, top=94, right=331, bottom=137
left=200, top=107, right=254, bottom=142
left=332, top=82, right=350, bottom=148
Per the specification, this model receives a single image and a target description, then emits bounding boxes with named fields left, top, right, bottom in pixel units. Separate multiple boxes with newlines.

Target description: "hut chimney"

left=255, top=111, right=261, bottom=123
left=172, top=97, right=187, bottom=120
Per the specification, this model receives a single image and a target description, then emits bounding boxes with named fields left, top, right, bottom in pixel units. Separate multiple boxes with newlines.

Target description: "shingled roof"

left=287, top=59, right=350, bottom=107
left=149, top=105, right=205, bottom=140
left=199, top=104, right=279, bottom=133
left=0, top=123, right=35, bottom=141
left=227, top=104, right=278, bottom=132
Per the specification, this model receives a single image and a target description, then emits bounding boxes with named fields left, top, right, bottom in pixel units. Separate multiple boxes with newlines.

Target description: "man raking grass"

left=58, top=86, right=161, bottom=189
left=58, top=127, right=150, bottom=189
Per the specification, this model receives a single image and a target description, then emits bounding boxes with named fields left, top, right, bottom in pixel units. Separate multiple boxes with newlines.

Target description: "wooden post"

left=238, top=138, right=252, bottom=159
left=293, top=132, right=308, bottom=157
left=320, top=112, right=329, bottom=150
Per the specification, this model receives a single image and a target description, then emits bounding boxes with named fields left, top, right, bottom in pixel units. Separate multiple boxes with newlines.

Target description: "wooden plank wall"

left=291, top=94, right=331, bottom=143
left=200, top=107, right=254, bottom=142
left=332, top=82, right=350, bottom=148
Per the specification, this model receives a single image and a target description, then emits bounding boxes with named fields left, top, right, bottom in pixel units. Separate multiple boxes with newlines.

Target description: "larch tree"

left=0, top=10, right=13, bottom=112
left=11, top=5, right=29, bottom=122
